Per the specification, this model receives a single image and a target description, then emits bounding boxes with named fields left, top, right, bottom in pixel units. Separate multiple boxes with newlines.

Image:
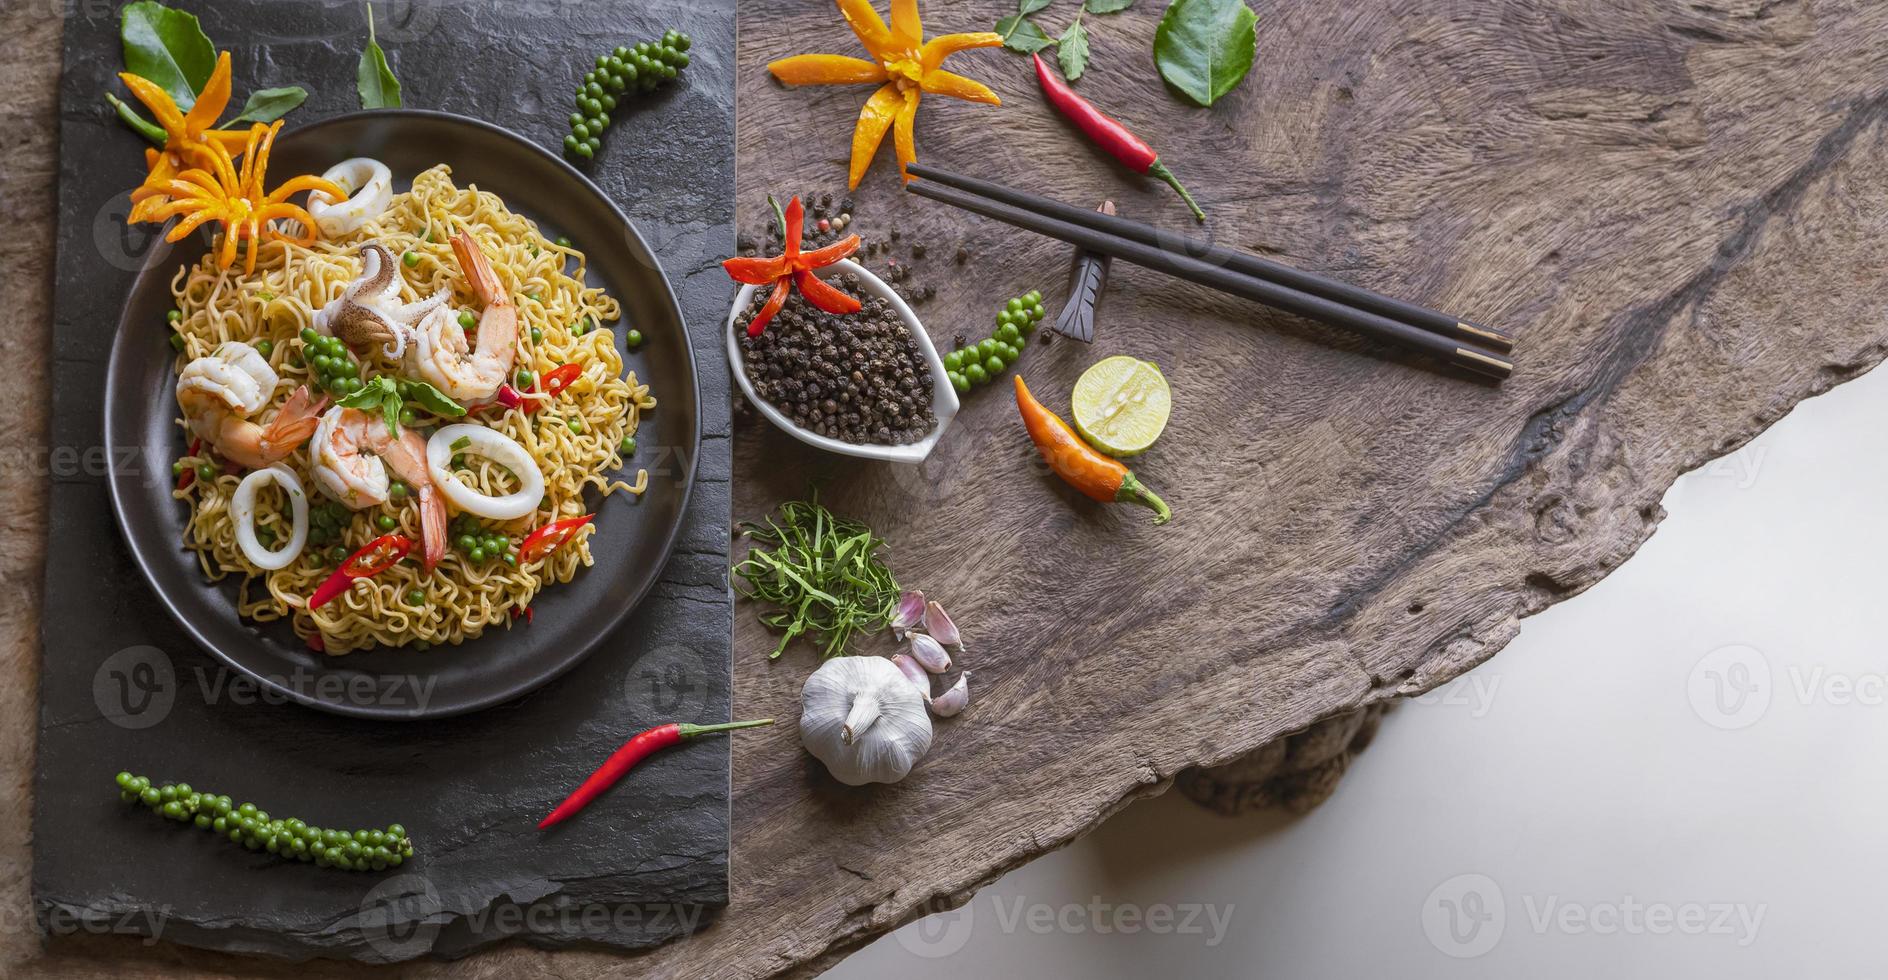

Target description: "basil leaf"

left=1085, top=0, right=1136, bottom=11
left=336, top=376, right=395, bottom=410
left=356, top=5, right=403, bottom=109
left=1154, top=0, right=1257, bottom=107
left=120, top=1, right=217, bottom=111
left=104, top=92, right=167, bottom=145
left=1019, top=0, right=1054, bottom=14
left=406, top=380, right=467, bottom=418
left=1057, top=19, right=1090, bottom=80
left=230, top=86, right=308, bottom=124
left=995, top=15, right=1058, bottom=53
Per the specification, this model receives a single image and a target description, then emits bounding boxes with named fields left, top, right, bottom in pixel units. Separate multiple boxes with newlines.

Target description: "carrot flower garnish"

left=132, top=120, right=346, bottom=274
left=768, top=0, right=1001, bottom=189
left=117, top=51, right=253, bottom=223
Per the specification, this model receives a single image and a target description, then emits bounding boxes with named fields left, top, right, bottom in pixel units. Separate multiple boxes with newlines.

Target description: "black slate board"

left=34, top=0, right=735, bottom=962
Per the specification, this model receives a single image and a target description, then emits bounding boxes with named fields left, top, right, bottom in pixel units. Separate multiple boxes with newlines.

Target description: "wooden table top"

left=8, top=1, right=1888, bottom=976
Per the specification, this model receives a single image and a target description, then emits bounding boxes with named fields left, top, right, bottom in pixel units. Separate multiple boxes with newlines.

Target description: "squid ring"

left=307, top=158, right=394, bottom=237
left=231, top=465, right=309, bottom=571
left=426, top=424, right=545, bottom=521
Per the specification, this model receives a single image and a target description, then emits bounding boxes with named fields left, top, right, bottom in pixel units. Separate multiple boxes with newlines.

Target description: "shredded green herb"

left=733, top=497, right=900, bottom=659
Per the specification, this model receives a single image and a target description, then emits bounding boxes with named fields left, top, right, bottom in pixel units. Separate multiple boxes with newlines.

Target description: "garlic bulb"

left=801, top=656, right=934, bottom=785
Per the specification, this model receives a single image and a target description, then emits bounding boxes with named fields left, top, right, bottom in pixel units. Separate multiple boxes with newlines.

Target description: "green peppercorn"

left=619, top=436, right=636, bottom=455
left=402, top=250, right=420, bottom=268
left=196, top=463, right=216, bottom=483
left=255, top=339, right=274, bottom=358
left=458, top=310, right=476, bottom=331
left=626, top=328, right=643, bottom=347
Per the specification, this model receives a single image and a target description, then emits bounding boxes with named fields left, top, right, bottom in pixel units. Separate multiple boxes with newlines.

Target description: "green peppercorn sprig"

left=114, top=772, right=413, bottom=872
left=450, top=513, right=517, bottom=567
left=564, top=31, right=693, bottom=160
left=299, top=327, right=363, bottom=397
left=944, top=290, right=1045, bottom=393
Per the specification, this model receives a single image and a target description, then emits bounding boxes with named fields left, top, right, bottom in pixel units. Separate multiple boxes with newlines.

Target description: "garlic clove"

left=930, top=671, right=970, bottom=717
left=923, top=600, right=962, bottom=648
left=891, top=590, right=926, bottom=638
left=908, top=632, right=952, bottom=674
left=891, top=654, right=933, bottom=702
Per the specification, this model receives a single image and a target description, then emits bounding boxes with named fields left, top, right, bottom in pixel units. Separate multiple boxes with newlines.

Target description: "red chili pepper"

left=307, top=534, right=414, bottom=609
left=491, top=362, right=585, bottom=415
left=537, top=719, right=774, bottom=829
left=539, top=363, right=583, bottom=399
left=1032, top=54, right=1206, bottom=223
left=518, top=514, right=595, bottom=564
left=176, top=438, right=203, bottom=490
left=722, top=195, right=864, bottom=336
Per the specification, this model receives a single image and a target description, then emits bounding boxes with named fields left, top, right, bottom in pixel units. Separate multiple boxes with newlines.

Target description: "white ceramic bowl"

left=727, top=258, right=958, bottom=463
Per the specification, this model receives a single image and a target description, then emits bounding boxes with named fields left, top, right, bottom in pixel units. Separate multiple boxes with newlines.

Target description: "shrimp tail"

left=218, top=386, right=328, bottom=469
left=450, top=231, right=510, bottom=309
left=417, top=483, right=448, bottom=570
left=264, top=386, right=329, bottom=453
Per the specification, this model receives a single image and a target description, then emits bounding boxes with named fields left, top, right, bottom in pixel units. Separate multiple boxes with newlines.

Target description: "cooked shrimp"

left=309, top=407, right=447, bottom=569
left=176, top=341, right=325, bottom=470
left=408, top=231, right=517, bottom=404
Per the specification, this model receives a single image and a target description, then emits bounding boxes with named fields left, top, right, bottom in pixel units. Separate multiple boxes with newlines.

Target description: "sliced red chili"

left=781, top=196, right=804, bottom=256
left=723, top=196, right=864, bottom=338
left=176, top=438, right=203, bottom=490
left=539, top=363, right=584, bottom=399
left=519, top=514, right=594, bottom=564
left=721, top=254, right=789, bottom=284
left=308, top=533, right=414, bottom=610
left=746, top=279, right=793, bottom=337
left=797, top=234, right=862, bottom=267
left=794, top=269, right=864, bottom=315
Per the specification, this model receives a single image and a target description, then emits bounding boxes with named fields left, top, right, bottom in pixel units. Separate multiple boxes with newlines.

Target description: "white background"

left=827, top=362, right=1888, bottom=977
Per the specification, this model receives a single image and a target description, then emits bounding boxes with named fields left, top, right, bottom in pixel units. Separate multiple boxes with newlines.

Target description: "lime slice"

left=1072, top=356, right=1171, bottom=457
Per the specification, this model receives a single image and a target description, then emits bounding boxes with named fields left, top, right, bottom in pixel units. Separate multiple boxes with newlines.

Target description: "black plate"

left=104, top=110, right=700, bottom=720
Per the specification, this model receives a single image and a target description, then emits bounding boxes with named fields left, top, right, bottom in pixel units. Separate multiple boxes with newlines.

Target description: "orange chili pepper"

left=1013, top=375, right=1170, bottom=525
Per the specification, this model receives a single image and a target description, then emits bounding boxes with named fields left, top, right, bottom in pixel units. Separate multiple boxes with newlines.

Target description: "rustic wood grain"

left=7, top=0, right=1888, bottom=976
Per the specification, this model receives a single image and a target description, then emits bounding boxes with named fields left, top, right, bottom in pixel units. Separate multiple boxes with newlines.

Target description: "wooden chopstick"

left=906, top=162, right=1514, bottom=354
left=905, top=179, right=1513, bottom=381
